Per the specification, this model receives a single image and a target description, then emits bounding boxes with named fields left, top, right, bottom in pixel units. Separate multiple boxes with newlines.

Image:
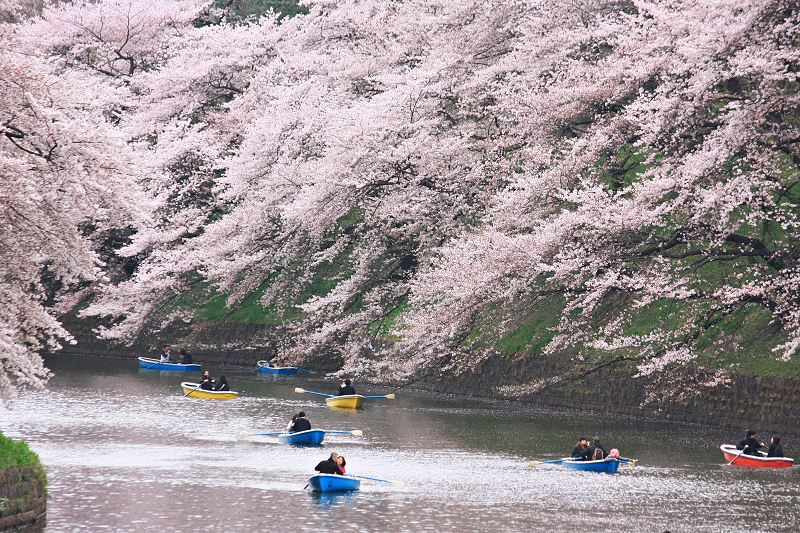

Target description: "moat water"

left=1, top=353, right=798, bottom=532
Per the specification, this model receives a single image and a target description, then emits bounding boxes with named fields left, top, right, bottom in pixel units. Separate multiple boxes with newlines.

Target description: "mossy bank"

left=0, top=432, right=47, bottom=530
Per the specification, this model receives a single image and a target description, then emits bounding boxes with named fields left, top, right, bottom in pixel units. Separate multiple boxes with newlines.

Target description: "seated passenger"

left=571, top=437, right=589, bottom=459
left=587, top=436, right=606, bottom=460
left=767, top=436, right=784, bottom=457
left=179, top=349, right=193, bottom=364
left=214, top=375, right=229, bottom=391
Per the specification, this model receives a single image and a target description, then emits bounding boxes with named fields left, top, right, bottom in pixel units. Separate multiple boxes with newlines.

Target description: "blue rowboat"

left=308, top=474, right=360, bottom=493
left=562, top=458, right=621, bottom=473
left=256, top=365, right=298, bottom=375
left=278, top=429, right=325, bottom=445
left=138, top=357, right=201, bottom=371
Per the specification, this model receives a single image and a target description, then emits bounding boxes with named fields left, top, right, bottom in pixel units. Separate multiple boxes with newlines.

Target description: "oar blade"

left=385, top=393, right=395, bottom=399
left=294, top=387, right=306, bottom=393
left=350, top=430, right=363, bottom=436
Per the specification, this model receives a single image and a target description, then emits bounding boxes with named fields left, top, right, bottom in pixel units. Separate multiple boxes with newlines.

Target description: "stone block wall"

left=0, top=467, right=46, bottom=530
left=59, top=315, right=800, bottom=434
left=409, top=355, right=800, bottom=436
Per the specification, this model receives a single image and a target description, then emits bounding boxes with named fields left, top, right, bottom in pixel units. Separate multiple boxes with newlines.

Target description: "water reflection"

left=0, top=353, right=798, bottom=532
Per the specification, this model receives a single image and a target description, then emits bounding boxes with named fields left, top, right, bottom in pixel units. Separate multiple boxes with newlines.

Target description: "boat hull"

left=278, top=429, right=325, bottom=445
left=720, top=444, right=793, bottom=467
left=308, top=474, right=360, bottom=493
left=256, top=365, right=298, bottom=375
left=180, top=382, right=238, bottom=400
left=325, top=395, right=364, bottom=409
left=139, top=357, right=201, bottom=371
left=562, top=458, right=621, bottom=473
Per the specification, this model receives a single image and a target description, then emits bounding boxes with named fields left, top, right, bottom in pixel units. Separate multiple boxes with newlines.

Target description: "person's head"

left=298, top=411, right=306, bottom=418
left=164, top=346, right=171, bottom=353
left=609, top=448, right=619, bottom=458
left=218, top=374, right=226, bottom=382
left=291, top=413, right=298, bottom=422
left=329, top=452, right=339, bottom=461
left=272, top=347, right=277, bottom=354
left=747, top=430, right=756, bottom=438
left=578, top=436, right=587, bottom=445
left=772, top=435, right=781, bottom=444
left=203, top=370, right=209, bottom=377
left=343, top=379, right=351, bottom=386
left=180, top=349, right=186, bottom=356
left=593, top=436, right=601, bottom=444
left=336, top=456, right=346, bottom=467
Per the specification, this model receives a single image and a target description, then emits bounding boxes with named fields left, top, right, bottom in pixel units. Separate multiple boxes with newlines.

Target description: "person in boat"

left=736, top=430, right=765, bottom=456
left=336, top=455, right=346, bottom=475
left=586, top=436, right=607, bottom=460
left=179, top=349, right=193, bottom=364
left=289, top=411, right=311, bottom=432
left=767, top=436, right=784, bottom=457
left=199, top=370, right=214, bottom=391
left=315, top=453, right=344, bottom=475
left=214, top=375, right=229, bottom=391
left=160, top=346, right=175, bottom=364
left=338, top=379, right=356, bottom=396
left=571, top=436, right=589, bottom=459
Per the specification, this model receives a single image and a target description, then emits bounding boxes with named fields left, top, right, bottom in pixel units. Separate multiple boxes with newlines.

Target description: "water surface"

left=1, top=353, right=798, bottom=532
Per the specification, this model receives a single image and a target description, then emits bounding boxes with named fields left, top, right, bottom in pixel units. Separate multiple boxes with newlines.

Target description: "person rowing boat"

left=315, top=453, right=344, bottom=476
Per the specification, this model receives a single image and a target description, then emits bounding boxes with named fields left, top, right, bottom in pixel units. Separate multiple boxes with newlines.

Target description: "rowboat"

left=278, top=429, right=325, bottom=445
left=720, top=444, right=794, bottom=467
left=138, top=357, right=201, bottom=371
left=180, top=382, right=238, bottom=400
left=325, top=394, right=364, bottom=409
left=308, top=474, right=360, bottom=493
left=255, top=365, right=298, bottom=375
left=561, top=458, right=621, bottom=473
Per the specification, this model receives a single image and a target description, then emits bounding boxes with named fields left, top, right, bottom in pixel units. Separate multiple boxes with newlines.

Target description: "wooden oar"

left=529, top=458, right=569, bottom=467
left=348, top=474, right=405, bottom=486
left=320, top=430, right=363, bottom=436
left=727, top=447, right=747, bottom=465
left=182, top=383, right=202, bottom=397
left=362, top=394, right=396, bottom=399
left=294, top=387, right=333, bottom=397
left=295, top=366, right=314, bottom=373
left=240, top=429, right=363, bottom=438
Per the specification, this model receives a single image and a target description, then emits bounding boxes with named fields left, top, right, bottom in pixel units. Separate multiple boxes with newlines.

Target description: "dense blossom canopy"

left=3, top=0, right=800, bottom=401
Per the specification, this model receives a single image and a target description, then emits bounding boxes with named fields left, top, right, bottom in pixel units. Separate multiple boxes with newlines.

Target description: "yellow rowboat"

left=325, top=395, right=364, bottom=409
left=181, top=381, right=238, bottom=400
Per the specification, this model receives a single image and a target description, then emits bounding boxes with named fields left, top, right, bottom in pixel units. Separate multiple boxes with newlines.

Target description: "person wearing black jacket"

left=737, top=430, right=765, bottom=456
left=199, top=370, right=214, bottom=390
left=338, top=379, right=356, bottom=396
left=315, top=453, right=344, bottom=475
left=767, top=436, right=784, bottom=457
left=290, top=412, right=311, bottom=432
left=586, top=436, right=607, bottom=460
left=571, top=437, right=589, bottom=459
left=214, top=375, right=229, bottom=391
left=179, top=349, right=193, bottom=364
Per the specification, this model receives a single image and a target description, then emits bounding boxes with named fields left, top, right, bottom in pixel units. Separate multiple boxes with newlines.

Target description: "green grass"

left=0, top=431, right=46, bottom=489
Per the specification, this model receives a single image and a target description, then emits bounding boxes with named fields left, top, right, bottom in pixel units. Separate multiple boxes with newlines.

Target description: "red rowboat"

left=720, top=444, right=793, bottom=468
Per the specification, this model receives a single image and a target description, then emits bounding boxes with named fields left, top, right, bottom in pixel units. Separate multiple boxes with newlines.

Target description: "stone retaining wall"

left=0, top=467, right=46, bottom=530
left=59, top=315, right=800, bottom=435
left=410, top=355, right=800, bottom=436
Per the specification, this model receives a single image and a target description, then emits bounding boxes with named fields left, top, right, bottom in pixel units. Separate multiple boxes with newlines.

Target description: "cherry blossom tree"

left=17, top=0, right=798, bottom=402
left=0, top=22, right=140, bottom=401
